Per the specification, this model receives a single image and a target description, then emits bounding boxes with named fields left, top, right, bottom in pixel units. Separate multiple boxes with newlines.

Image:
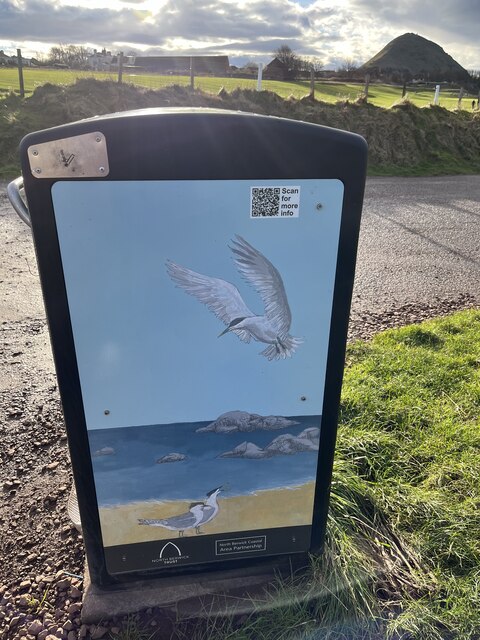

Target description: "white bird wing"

left=198, top=504, right=216, bottom=525
left=230, top=236, right=292, bottom=335
left=166, top=260, right=254, bottom=343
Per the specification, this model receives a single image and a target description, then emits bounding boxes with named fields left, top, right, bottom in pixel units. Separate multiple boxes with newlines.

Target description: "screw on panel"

left=300, top=396, right=307, bottom=401
left=32, top=150, right=39, bottom=156
left=99, top=166, right=105, bottom=173
left=104, top=410, right=110, bottom=415
left=95, top=136, right=102, bottom=143
left=34, top=168, right=41, bottom=174
left=316, top=203, right=323, bottom=210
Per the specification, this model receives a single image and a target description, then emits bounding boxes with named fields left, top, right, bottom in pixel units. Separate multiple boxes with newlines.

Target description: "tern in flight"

left=166, top=235, right=302, bottom=360
left=138, top=487, right=223, bottom=537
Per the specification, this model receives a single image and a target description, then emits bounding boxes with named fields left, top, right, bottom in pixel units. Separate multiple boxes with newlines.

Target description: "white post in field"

left=434, top=85, right=440, bottom=105
left=256, top=63, right=263, bottom=91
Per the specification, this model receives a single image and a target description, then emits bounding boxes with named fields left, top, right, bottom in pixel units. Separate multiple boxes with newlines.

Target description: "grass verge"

left=1, top=79, right=480, bottom=180
left=165, top=310, right=480, bottom=639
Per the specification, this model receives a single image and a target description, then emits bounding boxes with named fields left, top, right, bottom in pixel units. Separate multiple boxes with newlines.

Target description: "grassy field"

left=160, top=310, right=480, bottom=640
left=0, top=67, right=477, bottom=110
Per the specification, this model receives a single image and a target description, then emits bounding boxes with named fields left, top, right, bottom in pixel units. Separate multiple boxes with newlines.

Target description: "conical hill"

left=360, top=33, right=470, bottom=82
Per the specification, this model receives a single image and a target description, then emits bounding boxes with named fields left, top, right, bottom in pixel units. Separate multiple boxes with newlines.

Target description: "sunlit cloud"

left=0, top=0, right=478, bottom=69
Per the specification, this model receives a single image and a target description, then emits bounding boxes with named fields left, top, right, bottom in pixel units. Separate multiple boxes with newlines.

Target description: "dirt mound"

left=1, top=78, right=480, bottom=177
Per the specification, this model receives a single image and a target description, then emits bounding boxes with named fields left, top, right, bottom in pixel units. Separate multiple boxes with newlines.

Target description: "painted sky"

left=51, top=178, right=343, bottom=428
left=0, top=0, right=479, bottom=69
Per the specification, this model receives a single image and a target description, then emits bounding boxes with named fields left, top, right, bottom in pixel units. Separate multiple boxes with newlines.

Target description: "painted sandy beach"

left=100, top=481, right=315, bottom=547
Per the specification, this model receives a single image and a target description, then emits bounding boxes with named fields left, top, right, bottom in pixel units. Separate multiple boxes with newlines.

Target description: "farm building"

left=133, top=55, right=229, bottom=75
left=263, top=58, right=288, bottom=80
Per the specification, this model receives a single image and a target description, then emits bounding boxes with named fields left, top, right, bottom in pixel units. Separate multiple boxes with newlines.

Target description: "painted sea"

left=88, top=415, right=321, bottom=507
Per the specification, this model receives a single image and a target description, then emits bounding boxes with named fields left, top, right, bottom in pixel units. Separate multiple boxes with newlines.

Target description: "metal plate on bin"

left=28, top=131, right=109, bottom=179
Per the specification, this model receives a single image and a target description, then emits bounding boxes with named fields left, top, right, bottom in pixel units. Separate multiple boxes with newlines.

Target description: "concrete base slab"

left=81, top=556, right=309, bottom=624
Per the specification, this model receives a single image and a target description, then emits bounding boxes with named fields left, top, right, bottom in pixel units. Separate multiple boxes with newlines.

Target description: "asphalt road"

left=353, top=174, right=480, bottom=312
left=1, top=174, right=479, bottom=335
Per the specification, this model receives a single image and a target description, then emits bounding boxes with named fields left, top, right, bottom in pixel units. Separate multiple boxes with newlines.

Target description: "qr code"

left=251, top=187, right=281, bottom=217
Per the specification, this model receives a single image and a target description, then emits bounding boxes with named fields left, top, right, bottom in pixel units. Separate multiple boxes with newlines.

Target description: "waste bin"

left=9, top=108, right=367, bottom=586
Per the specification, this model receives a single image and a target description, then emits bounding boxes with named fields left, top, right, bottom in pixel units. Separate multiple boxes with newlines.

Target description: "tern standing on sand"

left=137, top=487, right=223, bottom=537
left=166, top=235, right=303, bottom=360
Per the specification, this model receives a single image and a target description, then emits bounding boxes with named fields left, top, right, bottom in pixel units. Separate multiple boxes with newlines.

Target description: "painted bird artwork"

left=166, top=235, right=303, bottom=360
left=138, top=487, right=223, bottom=537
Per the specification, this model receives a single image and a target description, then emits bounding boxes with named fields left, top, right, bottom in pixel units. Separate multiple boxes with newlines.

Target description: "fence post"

left=433, top=84, right=440, bottom=105
left=458, top=87, right=465, bottom=109
left=364, top=73, right=370, bottom=100
left=17, top=48, right=25, bottom=98
left=190, top=57, right=195, bottom=90
left=310, top=68, right=315, bottom=98
left=256, top=63, right=263, bottom=91
left=118, top=52, right=123, bottom=83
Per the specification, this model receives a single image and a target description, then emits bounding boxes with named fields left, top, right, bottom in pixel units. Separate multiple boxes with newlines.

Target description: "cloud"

left=0, top=0, right=478, bottom=68
left=0, top=0, right=157, bottom=45
left=0, top=0, right=307, bottom=46
left=153, top=0, right=308, bottom=42
left=0, top=0, right=341, bottom=64
left=351, top=0, right=480, bottom=39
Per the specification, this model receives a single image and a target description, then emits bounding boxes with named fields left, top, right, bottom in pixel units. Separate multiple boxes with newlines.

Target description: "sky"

left=0, top=0, right=479, bottom=70
left=51, top=178, right=343, bottom=428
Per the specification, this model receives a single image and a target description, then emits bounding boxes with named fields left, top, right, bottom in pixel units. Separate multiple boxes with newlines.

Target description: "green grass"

left=0, top=67, right=477, bottom=110
left=162, top=310, right=479, bottom=640
left=339, top=311, right=480, bottom=637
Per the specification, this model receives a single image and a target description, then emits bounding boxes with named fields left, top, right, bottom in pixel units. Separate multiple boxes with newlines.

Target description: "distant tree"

left=310, top=57, right=324, bottom=73
left=48, top=44, right=91, bottom=69
left=338, top=58, right=359, bottom=78
left=273, top=44, right=302, bottom=79
left=33, top=51, right=48, bottom=64
left=274, top=45, right=297, bottom=67
left=299, top=56, right=323, bottom=74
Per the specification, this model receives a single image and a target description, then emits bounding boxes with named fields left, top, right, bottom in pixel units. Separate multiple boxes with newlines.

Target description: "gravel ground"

left=1, top=176, right=479, bottom=639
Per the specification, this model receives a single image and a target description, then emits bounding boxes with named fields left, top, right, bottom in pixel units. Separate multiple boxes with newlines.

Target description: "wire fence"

left=1, top=51, right=478, bottom=111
